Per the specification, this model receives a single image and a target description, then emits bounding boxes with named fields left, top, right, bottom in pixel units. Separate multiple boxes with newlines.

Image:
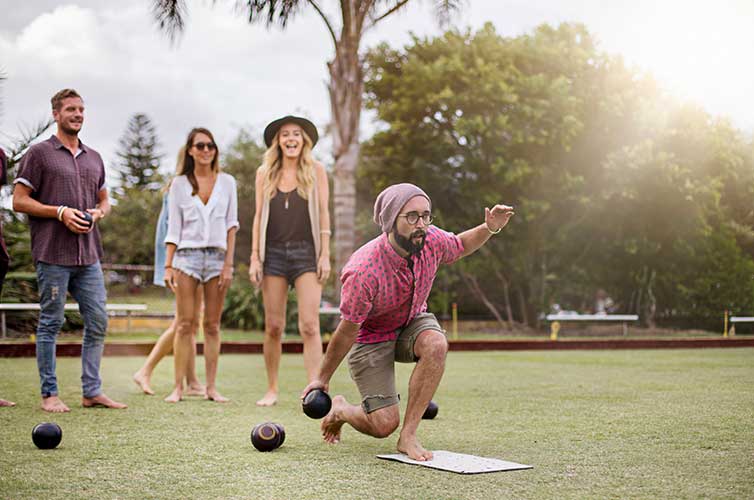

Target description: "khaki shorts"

left=347, top=312, right=445, bottom=413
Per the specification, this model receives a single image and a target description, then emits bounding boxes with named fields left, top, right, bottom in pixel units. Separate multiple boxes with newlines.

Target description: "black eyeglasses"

left=397, top=211, right=433, bottom=225
left=193, top=142, right=216, bottom=151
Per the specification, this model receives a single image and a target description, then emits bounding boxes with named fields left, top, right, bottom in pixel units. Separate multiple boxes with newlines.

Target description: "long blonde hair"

left=259, top=127, right=315, bottom=200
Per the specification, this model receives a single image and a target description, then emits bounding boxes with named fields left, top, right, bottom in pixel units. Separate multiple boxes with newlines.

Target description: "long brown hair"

left=178, top=127, right=220, bottom=195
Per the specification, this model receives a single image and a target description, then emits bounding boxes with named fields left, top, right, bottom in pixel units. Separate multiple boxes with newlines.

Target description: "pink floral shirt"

left=339, top=226, right=465, bottom=344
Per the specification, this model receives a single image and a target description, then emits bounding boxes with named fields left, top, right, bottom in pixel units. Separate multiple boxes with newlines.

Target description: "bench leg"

left=622, top=322, right=628, bottom=337
left=1, top=312, right=5, bottom=339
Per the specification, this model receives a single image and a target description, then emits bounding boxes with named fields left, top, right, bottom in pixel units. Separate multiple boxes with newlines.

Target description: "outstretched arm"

left=459, top=204, right=515, bottom=258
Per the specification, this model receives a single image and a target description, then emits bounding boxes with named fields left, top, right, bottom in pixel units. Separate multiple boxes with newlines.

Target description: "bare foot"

left=205, top=388, right=229, bottom=403
left=397, top=433, right=433, bottom=461
left=185, top=382, right=206, bottom=397
left=0, top=398, right=16, bottom=407
left=41, top=396, right=70, bottom=413
left=132, top=371, right=154, bottom=395
left=82, top=393, right=128, bottom=409
left=164, top=388, right=182, bottom=403
left=256, top=390, right=278, bottom=407
left=321, top=395, right=347, bottom=444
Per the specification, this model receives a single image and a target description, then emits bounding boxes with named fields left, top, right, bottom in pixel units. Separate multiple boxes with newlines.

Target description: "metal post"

left=451, top=303, right=458, bottom=340
left=1, top=311, right=5, bottom=339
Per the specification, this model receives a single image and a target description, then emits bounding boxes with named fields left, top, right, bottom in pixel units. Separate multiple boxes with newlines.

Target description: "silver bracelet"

left=486, top=223, right=501, bottom=235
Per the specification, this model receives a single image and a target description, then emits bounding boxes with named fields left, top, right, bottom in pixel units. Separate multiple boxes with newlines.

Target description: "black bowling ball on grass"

left=302, top=389, right=332, bottom=419
left=251, top=422, right=284, bottom=452
left=32, top=422, right=62, bottom=449
left=422, top=400, right=439, bottom=420
left=273, top=423, right=285, bottom=446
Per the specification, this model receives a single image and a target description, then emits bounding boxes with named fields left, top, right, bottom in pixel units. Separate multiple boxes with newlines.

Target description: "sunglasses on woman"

left=193, top=142, right=216, bottom=151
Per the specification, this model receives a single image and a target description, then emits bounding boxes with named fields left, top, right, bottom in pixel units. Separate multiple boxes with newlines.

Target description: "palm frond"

left=238, top=0, right=306, bottom=28
left=151, top=0, right=188, bottom=41
left=433, top=0, right=464, bottom=27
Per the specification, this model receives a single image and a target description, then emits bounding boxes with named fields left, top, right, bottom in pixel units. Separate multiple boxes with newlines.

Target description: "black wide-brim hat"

left=263, top=115, right=319, bottom=148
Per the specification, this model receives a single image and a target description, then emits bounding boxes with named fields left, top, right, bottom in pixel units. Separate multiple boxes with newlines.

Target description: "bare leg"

left=257, top=276, right=288, bottom=406
left=202, top=276, right=229, bottom=403
left=134, top=286, right=204, bottom=395
left=165, top=271, right=200, bottom=403
left=185, top=286, right=206, bottom=396
left=294, top=272, right=323, bottom=383
left=321, top=395, right=400, bottom=444
left=41, top=395, right=69, bottom=413
left=396, top=330, right=448, bottom=461
left=133, top=319, right=176, bottom=395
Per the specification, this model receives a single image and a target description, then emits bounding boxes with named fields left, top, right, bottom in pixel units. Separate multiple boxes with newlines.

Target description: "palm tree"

left=150, top=0, right=463, bottom=281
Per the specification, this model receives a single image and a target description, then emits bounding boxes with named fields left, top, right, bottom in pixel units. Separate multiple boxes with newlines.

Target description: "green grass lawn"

left=1, top=349, right=753, bottom=499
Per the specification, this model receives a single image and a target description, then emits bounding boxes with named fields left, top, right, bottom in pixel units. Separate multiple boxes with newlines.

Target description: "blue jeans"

left=35, top=261, right=108, bottom=398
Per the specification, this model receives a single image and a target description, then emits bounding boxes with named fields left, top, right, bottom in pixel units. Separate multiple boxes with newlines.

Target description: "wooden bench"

left=545, top=313, right=639, bottom=338
left=0, top=303, right=148, bottom=338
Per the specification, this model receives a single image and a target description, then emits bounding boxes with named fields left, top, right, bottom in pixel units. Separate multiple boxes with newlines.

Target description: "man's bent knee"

left=415, top=330, right=448, bottom=361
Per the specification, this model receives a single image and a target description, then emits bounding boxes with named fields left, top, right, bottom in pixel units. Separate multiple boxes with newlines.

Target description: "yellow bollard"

left=451, top=302, right=458, bottom=341
left=723, top=310, right=728, bottom=338
left=550, top=321, right=560, bottom=341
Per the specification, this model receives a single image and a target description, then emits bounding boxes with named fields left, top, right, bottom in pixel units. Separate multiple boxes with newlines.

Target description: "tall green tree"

left=222, top=129, right=267, bottom=265
left=361, top=22, right=754, bottom=328
left=114, top=113, right=164, bottom=193
left=100, top=113, right=165, bottom=265
left=151, top=0, right=464, bottom=281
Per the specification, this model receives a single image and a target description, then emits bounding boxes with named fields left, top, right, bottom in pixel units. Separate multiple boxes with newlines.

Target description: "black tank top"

left=266, top=188, right=313, bottom=244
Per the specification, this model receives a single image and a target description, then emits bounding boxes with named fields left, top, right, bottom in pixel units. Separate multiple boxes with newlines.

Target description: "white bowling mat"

left=377, top=450, right=532, bottom=474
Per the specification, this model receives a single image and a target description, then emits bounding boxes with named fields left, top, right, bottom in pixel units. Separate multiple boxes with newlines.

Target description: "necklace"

left=284, top=191, right=291, bottom=210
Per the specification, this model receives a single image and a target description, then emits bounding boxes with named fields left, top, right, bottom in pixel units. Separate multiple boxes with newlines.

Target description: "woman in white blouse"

left=163, top=127, right=239, bottom=403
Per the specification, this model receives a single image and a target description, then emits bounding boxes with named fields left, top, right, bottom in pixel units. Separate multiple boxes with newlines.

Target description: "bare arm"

left=13, top=183, right=57, bottom=218
left=86, top=188, right=111, bottom=231
left=316, top=162, right=331, bottom=283
left=301, top=318, right=361, bottom=395
left=218, top=227, right=238, bottom=290
left=13, top=183, right=90, bottom=234
left=164, top=243, right=178, bottom=292
left=458, top=204, right=515, bottom=258
left=249, top=169, right=265, bottom=286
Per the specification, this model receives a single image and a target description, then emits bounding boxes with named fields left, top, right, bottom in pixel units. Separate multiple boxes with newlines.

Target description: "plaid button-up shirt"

left=15, top=135, right=106, bottom=266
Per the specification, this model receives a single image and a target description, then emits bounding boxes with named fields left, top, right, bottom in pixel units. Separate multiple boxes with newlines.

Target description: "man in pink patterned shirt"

left=302, top=183, right=514, bottom=461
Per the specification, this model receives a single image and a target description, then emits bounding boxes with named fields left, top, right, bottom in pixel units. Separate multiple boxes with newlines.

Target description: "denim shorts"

left=263, top=240, right=317, bottom=286
left=173, top=247, right=225, bottom=283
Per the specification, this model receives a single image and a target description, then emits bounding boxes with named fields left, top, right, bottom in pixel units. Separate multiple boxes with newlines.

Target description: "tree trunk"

left=460, top=271, right=507, bottom=328
left=328, top=37, right=363, bottom=294
left=516, top=286, right=530, bottom=327
left=494, top=269, right=516, bottom=331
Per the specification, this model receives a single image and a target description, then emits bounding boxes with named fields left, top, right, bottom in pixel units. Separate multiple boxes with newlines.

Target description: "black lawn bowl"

left=32, top=422, right=62, bottom=449
left=273, top=423, right=286, bottom=446
left=422, top=400, right=439, bottom=420
left=251, top=422, right=283, bottom=452
left=81, top=212, right=93, bottom=228
left=302, top=389, right=332, bottom=419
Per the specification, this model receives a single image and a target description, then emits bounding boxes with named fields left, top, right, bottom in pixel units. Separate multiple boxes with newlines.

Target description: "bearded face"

left=393, top=226, right=427, bottom=255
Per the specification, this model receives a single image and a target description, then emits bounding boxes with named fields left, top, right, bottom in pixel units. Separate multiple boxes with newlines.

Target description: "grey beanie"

left=373, top=183, right=432, bottom=233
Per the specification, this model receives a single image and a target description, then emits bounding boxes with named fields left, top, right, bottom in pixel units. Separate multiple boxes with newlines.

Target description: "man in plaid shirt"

left=13, top=89, right=126, bottom=413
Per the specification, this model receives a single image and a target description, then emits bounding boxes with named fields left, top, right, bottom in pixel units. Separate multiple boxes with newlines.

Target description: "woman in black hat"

left=250, top=116, right=331, bottom=406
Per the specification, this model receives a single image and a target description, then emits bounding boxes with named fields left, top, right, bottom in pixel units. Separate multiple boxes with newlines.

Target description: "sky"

left=1, top=0, right=753, bottom=185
